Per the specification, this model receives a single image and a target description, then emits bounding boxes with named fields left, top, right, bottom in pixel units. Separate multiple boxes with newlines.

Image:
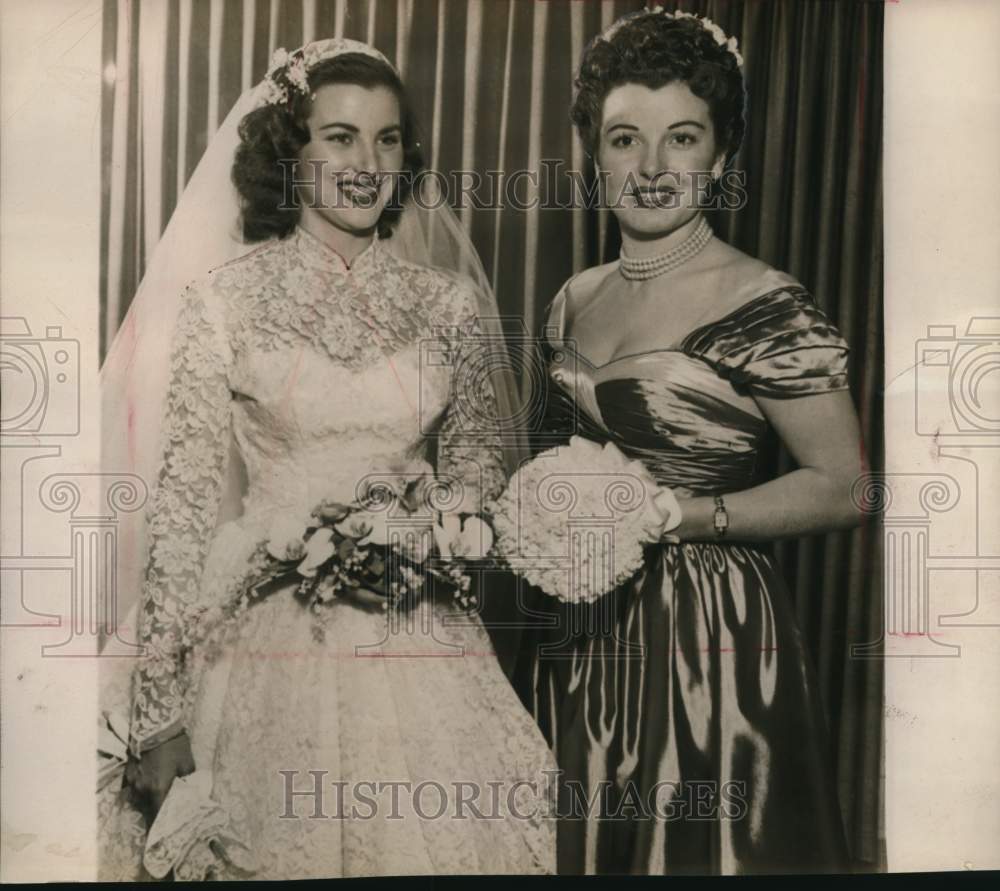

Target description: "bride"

left=97, top=38, right=555, bottom=880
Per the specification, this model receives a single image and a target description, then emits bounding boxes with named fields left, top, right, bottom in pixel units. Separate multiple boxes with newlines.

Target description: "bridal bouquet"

left=187, top=459, right=494, bottom=647
left=488, top=436, right=681, bottom=604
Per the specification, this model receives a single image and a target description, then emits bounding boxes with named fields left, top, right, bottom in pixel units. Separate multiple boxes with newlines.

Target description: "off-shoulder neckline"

left=545, top=269, right=811, bottom=371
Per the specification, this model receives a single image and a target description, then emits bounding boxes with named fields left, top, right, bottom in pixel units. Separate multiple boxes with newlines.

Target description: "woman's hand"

left=647, top=485, right=683, bottom=544
left=125, top=731, right=196, bottom=826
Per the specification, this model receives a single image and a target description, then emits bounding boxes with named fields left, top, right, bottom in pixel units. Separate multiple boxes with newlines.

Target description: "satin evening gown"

left=512, top=266, right=852, bottom=875
left=97, top=227, right=555, bottom=879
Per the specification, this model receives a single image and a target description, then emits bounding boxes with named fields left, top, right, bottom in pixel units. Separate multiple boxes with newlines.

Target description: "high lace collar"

left=291, top=224, right=382, bottom=275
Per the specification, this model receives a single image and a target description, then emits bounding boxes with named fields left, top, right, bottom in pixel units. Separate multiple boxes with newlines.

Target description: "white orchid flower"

left=297, top=528, right=337, bottom=578
left=358, top=510, right=393, bottom=546
left=334, top=509, right=392, bottom=546
left=334, top=513, right=371, bottom=541
left=433, top=512, right=462, bottom=560
left=266, top=512, right=311, bottom=561
left=434, top=513, right=495, bottom=560
left=457, top=515, right=494, bottom=559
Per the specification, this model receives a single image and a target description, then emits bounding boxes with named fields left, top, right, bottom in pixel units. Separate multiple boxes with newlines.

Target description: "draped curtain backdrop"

left=100, top=0, right=884, bottom=870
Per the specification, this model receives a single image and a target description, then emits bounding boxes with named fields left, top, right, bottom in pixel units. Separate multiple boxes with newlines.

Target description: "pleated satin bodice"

left=537, top=267, right=850, bottom=494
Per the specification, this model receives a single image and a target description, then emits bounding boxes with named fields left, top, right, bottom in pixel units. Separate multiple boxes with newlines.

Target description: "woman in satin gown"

left=511, top=11, right=862, bottom=875
left=97, top=42, right=555, bottom=880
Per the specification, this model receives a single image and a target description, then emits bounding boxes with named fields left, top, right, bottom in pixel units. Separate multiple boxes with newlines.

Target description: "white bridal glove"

left=647, top=484, right=684, bottom=544
left=589, top=437, right=683, bottom=545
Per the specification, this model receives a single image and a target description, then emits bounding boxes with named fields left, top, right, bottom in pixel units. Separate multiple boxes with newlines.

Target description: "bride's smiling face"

left=598, top=81, right=723, bottom=239
left=296, top=83, right=405, bottom=234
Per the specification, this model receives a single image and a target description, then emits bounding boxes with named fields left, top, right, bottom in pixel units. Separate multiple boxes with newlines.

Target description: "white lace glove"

left=648, top=485, right=684, bottom=544
left=143, top=770, right=256, bottom=880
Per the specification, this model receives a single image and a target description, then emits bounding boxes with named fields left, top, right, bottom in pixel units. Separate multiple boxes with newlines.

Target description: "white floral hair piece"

left=258, top=37, right=396, bottom=107
left=602, top=6, right=744, bottom=70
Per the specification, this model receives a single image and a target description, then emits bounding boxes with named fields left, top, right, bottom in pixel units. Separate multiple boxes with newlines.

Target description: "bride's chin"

left=318, top=207, right=384, bottom=236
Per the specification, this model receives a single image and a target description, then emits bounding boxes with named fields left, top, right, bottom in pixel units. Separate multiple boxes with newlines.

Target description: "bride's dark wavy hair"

left=232, top=53, right=424, bottom=242
left=572, top=13, right=746, bottom=166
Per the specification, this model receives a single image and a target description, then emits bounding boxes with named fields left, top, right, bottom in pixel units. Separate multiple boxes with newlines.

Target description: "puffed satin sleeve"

left=684, top=286, right=851, bottom=398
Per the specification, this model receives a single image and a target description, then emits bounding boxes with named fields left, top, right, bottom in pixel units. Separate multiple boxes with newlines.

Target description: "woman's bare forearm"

left=673, top=466, right=863, bottom=543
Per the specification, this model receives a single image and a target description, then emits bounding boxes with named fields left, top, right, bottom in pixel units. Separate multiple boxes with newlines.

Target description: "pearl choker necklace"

left=619, top=217, right=714, bottom=281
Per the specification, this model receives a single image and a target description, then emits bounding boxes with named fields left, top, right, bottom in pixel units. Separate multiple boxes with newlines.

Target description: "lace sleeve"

left=435, top=283, right=509, bottom=515
left=130, top=281, right=233, bottom=756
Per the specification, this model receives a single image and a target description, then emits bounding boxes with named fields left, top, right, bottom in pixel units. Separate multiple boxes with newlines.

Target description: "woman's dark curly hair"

left=572, top=12, right=746, bottom=165
left=232, top=53, right=424, bottom=242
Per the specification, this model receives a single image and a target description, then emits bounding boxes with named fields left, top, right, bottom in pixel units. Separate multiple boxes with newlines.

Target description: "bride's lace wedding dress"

left=97, top=226, right=556, bottom=879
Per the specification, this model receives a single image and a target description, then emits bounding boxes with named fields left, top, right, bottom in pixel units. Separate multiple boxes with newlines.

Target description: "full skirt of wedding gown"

left=99, top=517, right=557, bottom=879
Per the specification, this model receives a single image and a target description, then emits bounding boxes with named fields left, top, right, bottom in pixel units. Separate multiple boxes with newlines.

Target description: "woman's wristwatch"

left=713, top=495, right=729, bottom=538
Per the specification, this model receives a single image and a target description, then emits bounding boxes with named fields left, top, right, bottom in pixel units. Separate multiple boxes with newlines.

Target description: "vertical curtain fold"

left=99, top=0, right=884, bottom=869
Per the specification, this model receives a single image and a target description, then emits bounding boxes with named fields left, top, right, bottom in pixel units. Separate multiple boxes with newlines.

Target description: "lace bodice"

left=130, top=228, right=507, bottom=754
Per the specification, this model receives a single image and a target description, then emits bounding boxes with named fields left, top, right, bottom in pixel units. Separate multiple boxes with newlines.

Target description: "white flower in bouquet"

left=433, top=512, right=495, bottom=561
left=491, top=436, right=682, bottom=603
left=265, top=511, right=313, bottom=562
left=334, top=508, right=392, bottom=546
left=297, top=528, right=338, bottom=578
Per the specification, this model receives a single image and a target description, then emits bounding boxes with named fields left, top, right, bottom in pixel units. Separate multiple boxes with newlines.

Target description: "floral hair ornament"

left=258, top=37, right=397, bottom=107
left=602, top=6, right=744, bottom=70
